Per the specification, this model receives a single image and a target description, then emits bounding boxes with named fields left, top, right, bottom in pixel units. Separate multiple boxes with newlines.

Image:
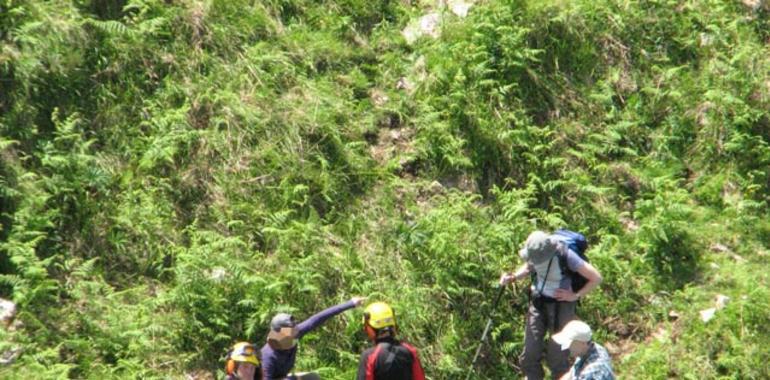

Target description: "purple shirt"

left=260, top=300, right=356, bottom=379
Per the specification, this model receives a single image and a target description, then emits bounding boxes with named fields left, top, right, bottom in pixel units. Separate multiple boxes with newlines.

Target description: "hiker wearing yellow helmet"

left=225, top=342, right=261, bottom=380
left=357, top=302, right=425, bottom=380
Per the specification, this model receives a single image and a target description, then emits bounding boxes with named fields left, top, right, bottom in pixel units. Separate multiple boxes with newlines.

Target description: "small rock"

left=709, top=243, right=730, bottom=253
left=161, top=53, right=175, bottom=64
left=438, top=174, right=477, bottom=193
left=428, top=181, right=444, bottom=194
left=396, top=77, right=414, bottom=92
left=699, top=33, right=713, bottom=47
left=448, top=0, right=473, bottom=17
left=651, top=326, right=668, bottom=342
left=668, top=310, right=680, bottom=321
left=742, top=0, right=763, bottom=11
left=700, top=307, right=716, bottom=323
left=402, top=12, right=441, bottom=44
left=0, top=298, right=16, bottom=327
left=709, top=262, right=720, bottom=269
left=370, top=89, right=389, bottom=107
left=418, top=12, right=441, bottom=38
left=715, top=294, right=730, bottom=310
left=0, top=347, right=21, bottom=365
left=8, top=319, right=22, bottom=332
left=619, top=217, right=639, bottom=232
left=721, top=181, right=742, bottom=204
left=209, top=267, right=226, bottom=281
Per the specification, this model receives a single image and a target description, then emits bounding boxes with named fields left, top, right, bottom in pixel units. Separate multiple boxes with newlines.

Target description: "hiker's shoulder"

left=590, top=343, right=610, bottom=357
left=360, top=346, right=376, bottom=357
left=578, top=361, right=615, bottom=380
left=259, top=344, right=278, bottom=361
left=560, top=246, right=586, bottom=268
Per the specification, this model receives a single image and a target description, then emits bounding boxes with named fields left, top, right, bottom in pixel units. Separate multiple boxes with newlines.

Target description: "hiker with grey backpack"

left=499, top=230, right=603, bottom=380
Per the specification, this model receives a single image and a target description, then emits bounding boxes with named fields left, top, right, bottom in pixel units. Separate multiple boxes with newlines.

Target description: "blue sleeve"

left=295, top=300, right=356, bottom=339
left=565, top=248, right=586, bottom=272
left=260, top=344, right=274, bottom=379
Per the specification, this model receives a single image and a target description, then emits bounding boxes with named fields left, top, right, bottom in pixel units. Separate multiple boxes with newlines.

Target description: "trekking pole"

left=465, top=284, right=507, bottom=380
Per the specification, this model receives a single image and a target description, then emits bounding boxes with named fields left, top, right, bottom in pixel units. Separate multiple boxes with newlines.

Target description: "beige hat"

left=519, top=231, right=559, bottom=265
left=552, top=320, right=592, bottom=350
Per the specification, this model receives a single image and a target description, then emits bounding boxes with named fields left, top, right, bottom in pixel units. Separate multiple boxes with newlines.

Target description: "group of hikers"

left=224, top=229, right=615, bottom=380
left=224, top=298, right=424, bottom=380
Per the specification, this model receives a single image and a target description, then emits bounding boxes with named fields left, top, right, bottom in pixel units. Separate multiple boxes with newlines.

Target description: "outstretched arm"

left=295, top=297, right=364, bottom=339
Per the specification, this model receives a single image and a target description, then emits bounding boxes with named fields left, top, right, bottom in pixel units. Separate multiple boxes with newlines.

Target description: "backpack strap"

left=365, top=344, right=385, bottom=380
left=556, top=246, right=583, bottom=303
left=537, top=257, right=555, bottom=296
left=557, top=247, right=569, bottom=278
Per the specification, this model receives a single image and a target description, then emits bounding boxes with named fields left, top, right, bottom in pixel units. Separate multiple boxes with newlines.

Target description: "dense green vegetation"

left=1, top=0, right=769, bottom=378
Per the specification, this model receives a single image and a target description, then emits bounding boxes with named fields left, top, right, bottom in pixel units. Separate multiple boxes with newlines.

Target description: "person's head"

left=225, top=342, right=260, bottom=380
left=519, top=230, right=559, bottom=265
left=363, top=302, right=397, bottom=342
left=552, top=320, right=593, bottom=358
left=267, top=312, right=298, bottom=350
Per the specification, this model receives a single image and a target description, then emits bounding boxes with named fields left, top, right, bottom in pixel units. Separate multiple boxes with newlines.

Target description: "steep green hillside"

left=1, top=0, right=769, bottom=378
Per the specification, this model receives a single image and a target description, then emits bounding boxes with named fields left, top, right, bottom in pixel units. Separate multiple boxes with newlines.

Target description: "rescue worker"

left=356, top=302, right=425, bottom=380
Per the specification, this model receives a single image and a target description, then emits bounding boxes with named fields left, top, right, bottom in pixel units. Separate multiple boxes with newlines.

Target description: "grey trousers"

left=519, top=299, right=577, bottom=380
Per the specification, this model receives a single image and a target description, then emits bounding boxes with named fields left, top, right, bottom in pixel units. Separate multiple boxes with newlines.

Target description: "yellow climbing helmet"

left=363, top=302, right=396, bottom=329
left=225, top=342, right=260, bottom=375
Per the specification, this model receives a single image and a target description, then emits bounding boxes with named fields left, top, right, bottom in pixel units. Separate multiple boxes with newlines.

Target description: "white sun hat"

left=552, top=320, right=593, bottom=350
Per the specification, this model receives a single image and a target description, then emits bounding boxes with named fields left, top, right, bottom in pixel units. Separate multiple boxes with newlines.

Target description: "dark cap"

left=270, top=313, right=296, bottom=332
